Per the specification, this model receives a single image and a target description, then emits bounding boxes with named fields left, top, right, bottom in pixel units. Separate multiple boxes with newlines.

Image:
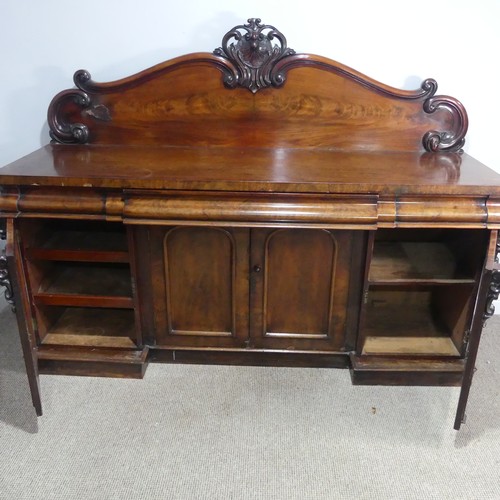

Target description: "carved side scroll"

left=422, top=94, right=468, bottom=153
left=48, top=89, right=91, bottom=144
left=484, top=236, right=500, bottom=324
left=48, top=71, right=112, bottom=144
left=484, top=270, right=500, bottom=323
left=214, top=18, right=295, bottom=93
left=0, top=221, right=15, bottom=310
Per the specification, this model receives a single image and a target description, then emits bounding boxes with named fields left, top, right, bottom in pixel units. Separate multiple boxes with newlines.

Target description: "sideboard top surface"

left=1, top=144, right=500, bottom=196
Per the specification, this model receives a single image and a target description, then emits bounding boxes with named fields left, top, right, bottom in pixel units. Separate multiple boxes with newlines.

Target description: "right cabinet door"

left=249, top=228, right=364, bottom=351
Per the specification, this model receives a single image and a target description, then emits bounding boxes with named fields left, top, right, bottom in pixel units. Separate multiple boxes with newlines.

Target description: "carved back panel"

left=48, top=18, right=467, bottom=153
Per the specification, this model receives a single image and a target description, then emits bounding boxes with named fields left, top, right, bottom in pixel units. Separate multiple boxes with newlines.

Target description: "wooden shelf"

left=369, top=242, right=475, bottom=284
left=362, top=336, right=460, bottom=356
left=34, top=263, right=133, bottom=308
left=42, top=307, right=136, bottom=348
left=26, top=229, right=128, bottom=262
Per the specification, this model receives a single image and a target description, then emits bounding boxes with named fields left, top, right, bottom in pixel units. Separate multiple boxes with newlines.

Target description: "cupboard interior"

left=19, top=219, right=136, bottom=348
left=360, top=228, right=486, bottom=357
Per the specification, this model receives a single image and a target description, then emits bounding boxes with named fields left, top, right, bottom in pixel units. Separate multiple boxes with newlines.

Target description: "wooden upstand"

left=1, top=19, right=499, bottom=429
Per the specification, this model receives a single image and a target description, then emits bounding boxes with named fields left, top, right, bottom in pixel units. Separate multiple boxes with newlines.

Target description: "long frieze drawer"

left=122, top=192, right=379, bottom=225
left=0, top=187, right=129, bottom=219
left=379, top=196, right=492, bottom=227
left=18, top=188, right=106, bottom=214
left=0, top=187, right=109, bottom=216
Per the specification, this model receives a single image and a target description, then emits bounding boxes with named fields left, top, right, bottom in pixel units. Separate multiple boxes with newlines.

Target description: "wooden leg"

left=2, top=219, right=42, bottom=416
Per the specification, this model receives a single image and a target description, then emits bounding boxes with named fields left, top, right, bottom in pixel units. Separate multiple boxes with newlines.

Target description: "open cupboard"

left=1, top=18, right=500, bottom=429
left=360, top=229, right=486, bottom=357
left=19, top=220, right=136, bottom=349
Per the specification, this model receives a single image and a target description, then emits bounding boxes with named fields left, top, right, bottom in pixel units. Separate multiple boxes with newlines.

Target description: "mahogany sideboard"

left=1, top=19, right=499, bottom=429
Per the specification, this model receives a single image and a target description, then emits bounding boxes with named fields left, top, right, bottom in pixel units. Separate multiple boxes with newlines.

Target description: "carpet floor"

left=1, top=294, right=499, bottom=500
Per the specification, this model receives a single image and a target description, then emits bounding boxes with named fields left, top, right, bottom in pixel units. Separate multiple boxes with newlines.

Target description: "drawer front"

left=123, top=191, right=378, bottom=228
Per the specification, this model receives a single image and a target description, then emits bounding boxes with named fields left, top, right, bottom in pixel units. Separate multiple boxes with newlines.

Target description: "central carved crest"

left=213, top=18, right=295, bottom=93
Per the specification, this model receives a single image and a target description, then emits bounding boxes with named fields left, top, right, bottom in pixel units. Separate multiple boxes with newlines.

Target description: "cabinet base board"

left=149, top=348, right=350, bottom=368
left=37, top=346, right=350, bottom=376
left=35, top=346, right=465, bottom=386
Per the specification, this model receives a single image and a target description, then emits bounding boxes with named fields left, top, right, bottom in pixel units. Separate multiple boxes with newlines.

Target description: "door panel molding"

left=152, top=226, right=249, bottom=347
left=250, top=228, right=361, bottom=351
left=262, top=228, right=337, bottom=339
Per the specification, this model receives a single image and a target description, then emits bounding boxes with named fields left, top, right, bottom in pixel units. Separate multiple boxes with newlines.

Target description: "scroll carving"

left=48, top=70, right=111, bottom=144
left=484, top=270, right=500, bottom=323
left=422, top=93, right=468, bottom=153
left=484, top=235, right=500, bottom=324
left=48, top=89, right=90, bottom=144
left=0, top=222, right=15, bottom=310
left=213, top=18, right=295, bottom=93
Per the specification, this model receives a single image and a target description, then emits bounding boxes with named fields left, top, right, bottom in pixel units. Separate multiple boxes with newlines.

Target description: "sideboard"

left=1, top=18, right=499, bottom=429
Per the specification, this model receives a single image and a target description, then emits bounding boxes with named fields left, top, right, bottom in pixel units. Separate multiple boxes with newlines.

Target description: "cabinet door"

left=250, top=228, right=363, bottom=351
left=150, top=226, right=249, bottom=347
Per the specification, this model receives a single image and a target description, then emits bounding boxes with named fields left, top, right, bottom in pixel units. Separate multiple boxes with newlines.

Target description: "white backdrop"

left=1, top=0, right=499, bottom=169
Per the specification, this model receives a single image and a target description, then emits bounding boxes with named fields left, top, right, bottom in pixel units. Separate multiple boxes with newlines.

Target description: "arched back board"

left=48, top=18, right=467, bottom=153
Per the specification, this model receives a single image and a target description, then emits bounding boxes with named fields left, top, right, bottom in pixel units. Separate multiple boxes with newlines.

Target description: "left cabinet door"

left=149, top=226, right=250, bottom=348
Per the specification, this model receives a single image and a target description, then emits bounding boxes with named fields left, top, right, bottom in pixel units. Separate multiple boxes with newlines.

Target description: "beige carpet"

left=1, top=293, right=499, bottom=500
